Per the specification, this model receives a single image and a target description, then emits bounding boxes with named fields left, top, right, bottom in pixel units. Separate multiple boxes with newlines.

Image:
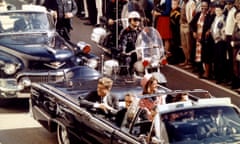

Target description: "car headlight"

left=18, top=77, right=31, bottom=88
left=2, top=63, right=18, bottom=75
left=77, top=41, right=91, bottom=54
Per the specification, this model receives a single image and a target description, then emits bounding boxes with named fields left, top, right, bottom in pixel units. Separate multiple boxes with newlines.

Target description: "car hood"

left=0, top=34, right=74, bottom=61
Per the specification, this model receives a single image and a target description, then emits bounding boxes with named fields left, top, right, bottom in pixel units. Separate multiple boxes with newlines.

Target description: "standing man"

left=179, top=0, right=196, bottom=68
left=43, top=0, right=78, bottom=41
left=224, top=0, right=237, bottom=88
left=75, top=0, right=85, bottom=18
left=84, top=0, right=97, bottom=26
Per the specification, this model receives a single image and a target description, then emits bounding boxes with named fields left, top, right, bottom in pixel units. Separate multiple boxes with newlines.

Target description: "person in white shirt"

left=210, top=4, right=227, bottom=84
left=179, top=0, right=196, bottom=68
left=224, top=0, right=237, bottom=87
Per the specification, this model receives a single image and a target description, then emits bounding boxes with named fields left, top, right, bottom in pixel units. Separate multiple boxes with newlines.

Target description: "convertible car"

left=0, top=5, right=98, bottom=101
left=30, top=75, right=240, bottom=144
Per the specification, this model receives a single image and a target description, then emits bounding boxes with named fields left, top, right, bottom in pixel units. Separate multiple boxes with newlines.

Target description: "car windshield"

left=0, top=11, right=54, bottom=33
left=155, top=106, right=240, bottom=143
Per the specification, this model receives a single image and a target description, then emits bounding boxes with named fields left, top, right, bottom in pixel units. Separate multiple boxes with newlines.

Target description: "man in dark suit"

left=43, top=0, right=78, bottom=40
left=84, top=0, right=97, bottom=25
left=115, top=92, right=135, bottom=127
left=82, top=77, right=119, bottom=113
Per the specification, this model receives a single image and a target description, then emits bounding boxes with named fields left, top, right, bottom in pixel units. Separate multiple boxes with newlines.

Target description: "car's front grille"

left=16, top=70, right=66, bottom=83
left=28, top=75, right=64, bottom=83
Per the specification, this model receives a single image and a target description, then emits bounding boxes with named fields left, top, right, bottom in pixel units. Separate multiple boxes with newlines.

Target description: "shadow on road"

left=0, top=98, right=29, bottom=113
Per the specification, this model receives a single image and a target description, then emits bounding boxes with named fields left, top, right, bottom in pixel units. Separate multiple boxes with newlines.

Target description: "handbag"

left=236, top=49, right=240, bottom=61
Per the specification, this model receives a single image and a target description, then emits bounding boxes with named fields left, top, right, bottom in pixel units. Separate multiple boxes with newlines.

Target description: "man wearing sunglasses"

left=118, top=11, right=142, bottom=76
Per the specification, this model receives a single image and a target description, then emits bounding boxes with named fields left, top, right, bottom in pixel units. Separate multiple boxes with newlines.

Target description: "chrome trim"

left=44, top=62, right=66, bottom=69
left=16, top=70, right=66, bottom=80
left=0, top=69, right=67, bottom=98
left=16, top=92, right=30, bottom=98
left=0, top=78, right=22, bottom=92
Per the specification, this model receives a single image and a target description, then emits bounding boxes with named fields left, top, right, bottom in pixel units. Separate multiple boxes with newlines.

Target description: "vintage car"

left=30, top=75, right=240, bottom=144
left=0, top=5, right=98, bottom=101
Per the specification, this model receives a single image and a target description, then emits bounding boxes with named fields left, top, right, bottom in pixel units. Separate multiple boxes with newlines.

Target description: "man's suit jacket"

left=83, top=90, right=119, bottom=110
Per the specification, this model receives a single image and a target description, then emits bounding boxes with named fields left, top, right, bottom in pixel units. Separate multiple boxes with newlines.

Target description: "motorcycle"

left=101, top=26, right=167, bottom=85
left=91, top=0, right=152, bottom=58
left=91, top=1, right=167, bottom=85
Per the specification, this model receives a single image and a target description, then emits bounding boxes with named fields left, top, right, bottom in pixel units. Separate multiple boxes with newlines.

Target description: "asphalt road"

left=1, top=2, right=240, bottom=144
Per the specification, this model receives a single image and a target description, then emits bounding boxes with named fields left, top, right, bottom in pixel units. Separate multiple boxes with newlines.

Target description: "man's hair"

left=98, top=77, right=113, bottom=89
left=125, top=92, right=136, bottom=99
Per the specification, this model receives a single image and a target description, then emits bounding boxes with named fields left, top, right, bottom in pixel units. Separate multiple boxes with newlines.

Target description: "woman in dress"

left=140, top=76, right=162, bottom=120
left=152, top=0, right=172, bottom=55
left=190, top=0, right=214, bottom=79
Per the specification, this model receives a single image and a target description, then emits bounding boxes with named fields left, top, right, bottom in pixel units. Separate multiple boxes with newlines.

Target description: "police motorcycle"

left=91, top=0, right=147, bottom=57
left=92, top=1, right=167, bottom=85
left=101, top=26, right=167, bottom=85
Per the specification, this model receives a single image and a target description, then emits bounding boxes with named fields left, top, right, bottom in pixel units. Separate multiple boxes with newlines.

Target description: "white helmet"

left=128, top=11, right=141, bottom=19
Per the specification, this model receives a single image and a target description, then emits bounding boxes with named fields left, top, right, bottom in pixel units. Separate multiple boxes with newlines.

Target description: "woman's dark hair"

left=142, top=76, right=158, bottom=94
left=214, top=4, right=225, bottom=10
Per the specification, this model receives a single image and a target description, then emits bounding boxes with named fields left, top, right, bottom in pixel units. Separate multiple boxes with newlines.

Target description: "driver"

left=118, top=11, right=142, bottom=75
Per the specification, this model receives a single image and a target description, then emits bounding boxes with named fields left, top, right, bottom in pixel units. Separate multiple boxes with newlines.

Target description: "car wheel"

left=57, top=124, right=70, bottom=144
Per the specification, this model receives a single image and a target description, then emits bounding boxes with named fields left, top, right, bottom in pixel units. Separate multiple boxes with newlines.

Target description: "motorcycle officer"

left=118, top=11, right=142, bottom=75
left=43, top=0, right=78, bottom=41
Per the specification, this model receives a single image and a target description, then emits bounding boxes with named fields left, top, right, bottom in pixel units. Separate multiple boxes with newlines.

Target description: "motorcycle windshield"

left=135, top=27, right=165, bottom=60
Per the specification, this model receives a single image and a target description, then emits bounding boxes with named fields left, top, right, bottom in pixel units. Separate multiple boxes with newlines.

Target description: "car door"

left=110, top=106, right=147, bottom=144
left=111, top=130, right=141, bottom=144
left=80, top=116, right=114, bottom=144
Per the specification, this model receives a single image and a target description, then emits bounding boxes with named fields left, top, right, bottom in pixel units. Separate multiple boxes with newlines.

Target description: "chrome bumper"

left=0, top=70, right=66, bottom=99
left=0, top=78, right=25, bottom=98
